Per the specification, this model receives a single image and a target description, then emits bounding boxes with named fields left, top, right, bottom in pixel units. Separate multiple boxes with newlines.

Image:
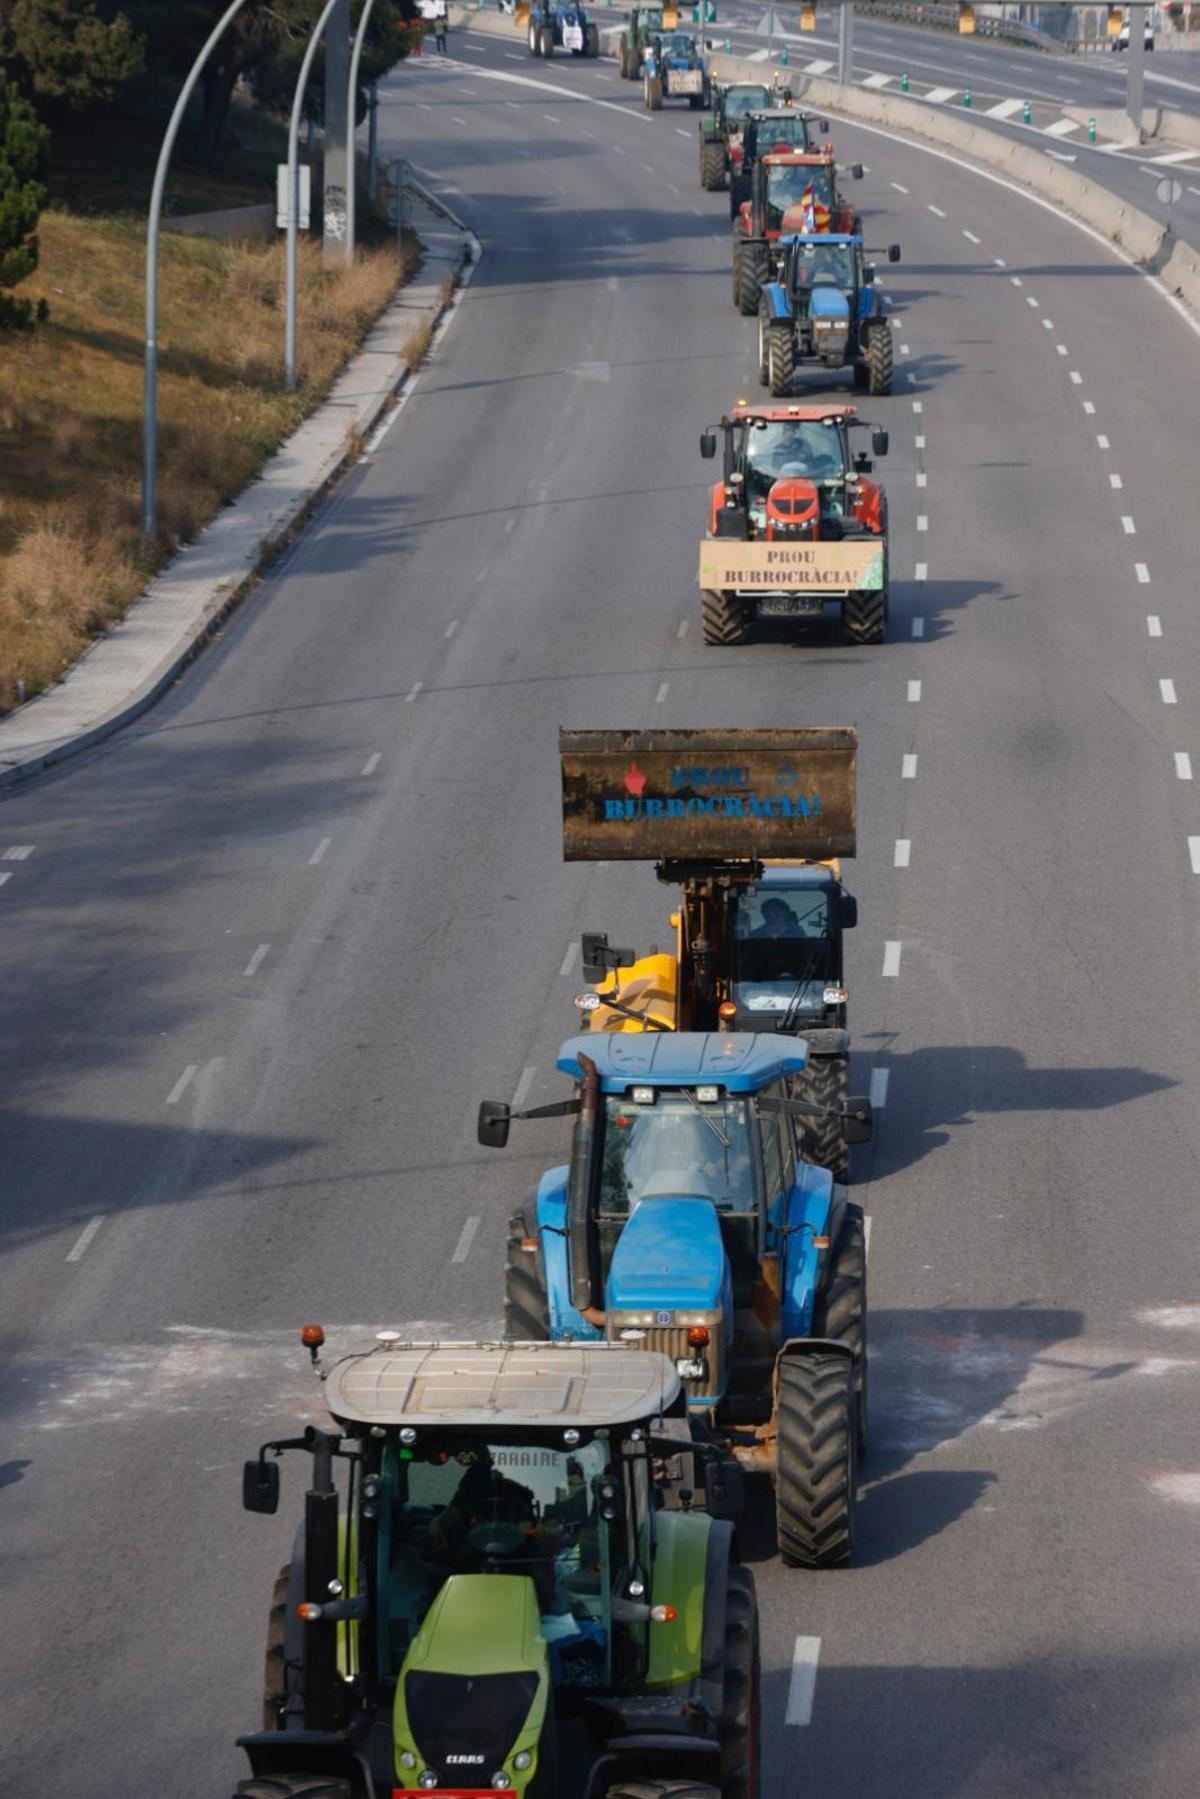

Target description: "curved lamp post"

left=346, top=0, right=380, bottom=262
left=285, top=0, right=346, bottom=390
left=142, top=0, right=250, bottom=540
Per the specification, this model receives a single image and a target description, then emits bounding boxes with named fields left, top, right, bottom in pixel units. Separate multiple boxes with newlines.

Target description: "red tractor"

left=732, top=149, right=863, bottom=316
left=698, top=400, right=889, bottom=646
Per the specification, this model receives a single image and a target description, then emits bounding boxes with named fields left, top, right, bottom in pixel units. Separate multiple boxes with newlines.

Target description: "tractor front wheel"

left=504, top=1210, right=550, bottom=1339
left=262, top=1562, right=294, bottom=1730
left=585, top=23, right=600, bottom=54
left=736, top=242, right=768, bottom=316
left=539, top=25, right=554, bottom=54
left=813, top=1202, right=868, bottom=1460
left=236, top=1779, right=353, bottom=1799
left=645, top=72, right=664, bottom=109
left=867, top=324, right=894, bottom=396
left=700, top=140, right=725, bottom=189
left=775, top=1351, right=856, bottom=1569
left=720, top=1566, right=761, bottom=1799
left=766, top=321, right=794, bottom=397
left=702, top=588, right=749, bottom=646
left=529, top=21, right=539, bottom=51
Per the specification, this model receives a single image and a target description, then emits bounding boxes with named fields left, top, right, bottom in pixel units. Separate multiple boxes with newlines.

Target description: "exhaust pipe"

left=569, top=1053, right=605, bottom=1327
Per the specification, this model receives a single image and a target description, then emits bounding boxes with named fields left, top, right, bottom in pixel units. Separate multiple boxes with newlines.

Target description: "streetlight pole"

left=1126, top=1, right=1146, bottom=141
left=837, top=0, right=855, bottom=86
left=286, top=0, right=346, bottom=391
left=142, top=0, right=250, bottom=541
left=346, top=0, right=380, bottom=263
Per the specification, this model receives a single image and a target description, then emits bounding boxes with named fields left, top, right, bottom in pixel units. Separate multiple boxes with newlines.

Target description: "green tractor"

left=697, top=82, right=772, bottom=191
left=618, top=3, right=665, bottom=79
left=234, top=1334, right=759, bottom=1799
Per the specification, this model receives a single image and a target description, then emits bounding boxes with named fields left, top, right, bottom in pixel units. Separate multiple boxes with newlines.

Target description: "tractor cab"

left=727, top=862, right=854, bottom=1031
left=714, top=402, right=885, bottom=537
left=720, top=82, right=773, bottom=129
left=618, top=3, right=665, bottom=76
left=237, top=1339, right=752, bottom=1798
left=654, top=26, right=699, bottom=58
left=730, top=106, right=824, bottom=210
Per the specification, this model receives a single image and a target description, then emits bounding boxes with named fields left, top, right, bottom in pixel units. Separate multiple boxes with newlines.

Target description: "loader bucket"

left=663, top=3, right=679, bottom=23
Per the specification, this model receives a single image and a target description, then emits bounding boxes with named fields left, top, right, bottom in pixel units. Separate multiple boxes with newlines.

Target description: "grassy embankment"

left=0, top=101, right=415, bottom=714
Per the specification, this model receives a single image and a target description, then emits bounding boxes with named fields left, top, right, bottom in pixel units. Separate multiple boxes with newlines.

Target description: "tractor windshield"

left=639, top=5, right=664, bottom=26
left=764, top=162, right=833, bottom=232
left=751, top=114, right=810, bottom=154
left=730, top=881, right=836, bottom=1017
left=599, top=1092, right=757, bottom=1215
left=657, top=30, right=696, bottom=54
left=724, top=86, right=771, bottom=123
left=790, top=240, right=856, bottom=291
left=377, top=1434, right=613, bottom=1686
left=742, top=418, right=848, bottom=519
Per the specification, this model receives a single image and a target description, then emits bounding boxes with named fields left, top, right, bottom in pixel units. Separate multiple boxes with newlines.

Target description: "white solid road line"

left=513, top=1064, right=536, bottom=1108
left=309, top=837, right=331, bottom=865
left=1148, top=615, right=1163, bottom=637
left=903, top=754, right=918, bottom=779
left=786, top=1636, right=821, bottom=1726
left=167, top=1065, right=197, bottom=1106
left=559, top=941, right=579, bottom=979
left=869, top=1067, right=889, bottom=1108
left=1190, top=839, right=1200, bottom=876
left=895, top=838, right=912, bottom=868
left=883, top=941, right=903, bottom=978
left=908, top=680, right=922, bottom=702
left=362, top=751, right=382, bottom=775
left=452, top=1215, right=482, bottom=1264
left=1136, top=562, right=1151, bottom=583
left=65, top=1216, right=105, bottom=1264
left=1160, top=679, right=1178, bottom=705
left=243, top=943, right=270, bottom=979
left=1176, top=753, right=1193, bottom=781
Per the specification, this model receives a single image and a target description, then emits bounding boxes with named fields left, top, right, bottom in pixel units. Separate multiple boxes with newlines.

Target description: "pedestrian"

left=433, top=0, right=448, bottom=53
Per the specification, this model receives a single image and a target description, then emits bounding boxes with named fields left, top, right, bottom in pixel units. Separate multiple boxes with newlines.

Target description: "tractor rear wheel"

left=604, top=1785, right=721, bottom=1799
left=735, top=242, right=768, bottom=316
left=586, top=23, right=600, bottom=54
left=236, top=1779, right=353, bottom=1799
left=756, top=309, right=769, bottom=384
left=720, top=1567, right=760, bottom=1799
left=867, top=324, right=894, bottom=396
left=792, top=1051, right=850, bottom=1184
left=700, top=139, right=725, bottom=189
left=504, top=1210, right=550, bottom=1339
left=529, top=21, right=539, bottom=51
left=702, top=588, right=749, bottom=646
left=766, top=322, right=794, bottom=397
left=775, top=1351, right=856, bottom=1569
left=645, top=73, right=663, bottom=109
left=729, top=170, right=750, bottom=217
left=539, top=25, right=554, bottom=54
left=813, top=1203, right=868, bottom=1460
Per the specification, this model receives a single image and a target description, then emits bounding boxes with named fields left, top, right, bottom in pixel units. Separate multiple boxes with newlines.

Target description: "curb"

left=0, top=178, right=478, bottom=792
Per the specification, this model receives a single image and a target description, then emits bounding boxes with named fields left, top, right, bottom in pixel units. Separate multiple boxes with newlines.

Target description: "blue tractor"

left=526, top=0, right=600, bottom=56
left=757, top=232, right=902, bottom=398
left=643, top=28, right=712, bottom=110
left=478, top=1032, right=874, bottom=1568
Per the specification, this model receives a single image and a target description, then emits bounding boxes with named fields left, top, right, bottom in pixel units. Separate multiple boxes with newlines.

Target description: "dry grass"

left=0, top=211, right=416, bottom=712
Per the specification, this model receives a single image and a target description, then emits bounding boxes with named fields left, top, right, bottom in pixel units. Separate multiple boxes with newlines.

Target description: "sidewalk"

left=0, top=178, right=475, bottom=790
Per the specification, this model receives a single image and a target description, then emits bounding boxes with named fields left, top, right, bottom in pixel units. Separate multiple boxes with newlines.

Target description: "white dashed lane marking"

left=405, top=681, right=423, bottom=702
left=882, top=941, right=903, bottom=978
left=656, top=682, right=670, bottom=704
left=963, top=229, right=981, bottom=244
left=1136, top=563, right=1151, bottom=584
left=65, top=1216, right=105, bottom=1264
left=911, top=617, right=925, bottom=638
left=786, top=1637, right=822, bottom=1727
left=513, top=1065, right=536, bottom=1108
left=902, top=754, right=918, bottom=779
left=1121, top=516, right=1136, bottom=535
left=559, top=941, right=579, bottom=979
left=1160, top=679, right=1178, bottom=705
left=869, top=1068, right=890, bottom=1108
left=166, top=1066, right=197, bottom=1106
left=1190, top=839, right=1200, bottom=876
left=361, top=752, right=382, bottom=775
left=894, top=839, right=912, bottom=868
left=309, top=838, right=331, bottom=866
left=907, top=680, right=922, bottom=702
left=243, top=944, right=270, bottom=979
left=915, top=562, right=928, bottom=580
left=928, top=204, right=947, bottom=217
left=1148, top=615, right=1162, bottom=637
left=452, top=1215, right=482, bottom=1264
left=2, top=845, right=34, bottom=860
left=1176, top=753, right=1193, bottom=782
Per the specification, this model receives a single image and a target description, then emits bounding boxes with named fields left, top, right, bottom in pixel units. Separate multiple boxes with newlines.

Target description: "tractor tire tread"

left=504, top=1211, right=551, bottom=1340
left=766, top=321, right=794, bottom=397
left=720, top=1566, right=760, bottom=1799
left=702, top=588, right=749, bottom=646
left=701, top=140, right=726, bottom=190
left=235, top=1778, right=354, bottom=1799
left=791, top=1053, right=850, bottom=1183
left=262, top=1561, right=292, bottom=1731
left=867, top=323, right=894, bottom=396
left=736, top=242, right=768, bottom=317
left=814, top=1203, right=868, bottom=1457
left=843, top=583, right=886, bottom=645
left=775, top=1352, right=855, bottom=1569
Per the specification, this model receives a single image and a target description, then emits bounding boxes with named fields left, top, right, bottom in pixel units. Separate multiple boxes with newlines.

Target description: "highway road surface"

left=2, top=22, right=1199, bottom=1799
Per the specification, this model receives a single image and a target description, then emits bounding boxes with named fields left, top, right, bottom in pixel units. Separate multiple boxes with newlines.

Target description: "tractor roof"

left=762, top=149, right=831, bottom=165
left=731, top=400, right=859, bottom=423
left=323, top=1340, right=682, bottom=1429
left=557, top=1030, right=808, bottom=1090
left=749, top=106, right=803, bottom=120
left=782, top=232, right=860, bottom=246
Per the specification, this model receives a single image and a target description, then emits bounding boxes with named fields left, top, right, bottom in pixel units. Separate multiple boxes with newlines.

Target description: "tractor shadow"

left=736, top=1303, right=1085, bottom=1571
left=853, top=1043, right=1175, bottom=1181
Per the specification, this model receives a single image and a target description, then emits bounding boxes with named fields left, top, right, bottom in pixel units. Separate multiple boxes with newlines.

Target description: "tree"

left=0, top=71, right=51, bottom=330
left=0, top=0, right=144, bottom=111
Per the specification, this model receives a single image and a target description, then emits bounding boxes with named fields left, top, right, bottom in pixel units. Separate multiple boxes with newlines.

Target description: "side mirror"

left=478, top=1100, right=512, bottom=1148
left=819, top=116, right=829, bottom=133
left=780, top=86, right=793, bottom=101
left=872, top=428, right=889, bottom=457
left=243, top=1459, right=280, bottom=1515
left=700, top=431, right=717, bottom=460
left=888, top=243, right=901, bottom=263
left=705, top=1455, right=745, bottom=1520
left=851, top=162, right=864, bottom=179
left=843, top=1099, right=874, bottom=1145
left=840, top=892, right=858, bottom=930
left=853, top=452, right=872, bottom=474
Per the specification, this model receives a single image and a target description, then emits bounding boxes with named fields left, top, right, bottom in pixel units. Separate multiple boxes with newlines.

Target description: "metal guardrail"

left=853, top=2, right=1053, bottom=52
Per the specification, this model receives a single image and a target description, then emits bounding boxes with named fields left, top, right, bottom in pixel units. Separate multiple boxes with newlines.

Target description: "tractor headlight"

left=399, top=1751, right=417, bottom=1770
left=514, top=1751, right=533, bottom=1771
left=491, top=1775, right=511, bottom=1790
left=418, top=1774, right=439, bottom=1790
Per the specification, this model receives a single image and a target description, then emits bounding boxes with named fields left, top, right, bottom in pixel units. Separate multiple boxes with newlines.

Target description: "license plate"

left=759, top=594, right=825, bottom=618
left=671, top=69, right=703, bottom=92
